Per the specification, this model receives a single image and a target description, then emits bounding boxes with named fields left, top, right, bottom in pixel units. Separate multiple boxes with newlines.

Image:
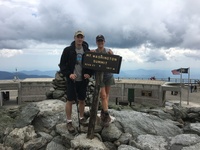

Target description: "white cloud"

left=0, top=49, right=23, bottom=57
left=1, top=0, right=200, bottom=50
left=1, top=0, right=200, bottom=71
left=113, top=48, right=144, bottom=63
left=47, top=49, right=61, bottom=55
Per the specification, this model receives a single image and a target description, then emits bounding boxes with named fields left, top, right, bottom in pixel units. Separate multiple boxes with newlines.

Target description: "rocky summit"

left=1, top=100, right=200, bottom=150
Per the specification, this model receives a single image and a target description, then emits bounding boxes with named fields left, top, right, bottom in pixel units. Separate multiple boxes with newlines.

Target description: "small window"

left=141, top=90, right=152, bottom=97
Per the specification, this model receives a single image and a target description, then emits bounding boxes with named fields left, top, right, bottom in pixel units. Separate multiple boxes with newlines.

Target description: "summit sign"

left=83, top=52, right=122, bottom=74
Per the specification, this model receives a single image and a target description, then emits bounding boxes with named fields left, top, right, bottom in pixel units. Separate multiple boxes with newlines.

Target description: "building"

left=110, top=79, right=166, bottom=106
left=1, top=78, right=185, bottom=107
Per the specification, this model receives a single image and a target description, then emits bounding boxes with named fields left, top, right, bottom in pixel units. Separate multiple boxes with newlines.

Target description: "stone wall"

left=18, top=78, right=53, bottom=104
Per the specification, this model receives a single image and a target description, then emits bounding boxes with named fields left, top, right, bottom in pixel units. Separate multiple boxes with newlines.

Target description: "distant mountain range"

left=20, top=70, right=57, bottom=77
left=114, top=69, right=170, bottom=79
left=0, top=69, right=199, bottom=80
left=0, top=70, right=54, bottom=80
left=115, top=69, right=200, bottom=79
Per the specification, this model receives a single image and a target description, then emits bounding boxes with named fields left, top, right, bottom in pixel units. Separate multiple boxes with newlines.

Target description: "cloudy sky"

left=0, top=0, right=200, bottom=76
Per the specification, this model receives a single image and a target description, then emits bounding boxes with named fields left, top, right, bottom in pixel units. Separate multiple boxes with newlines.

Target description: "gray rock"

left=54, top=72, right=66, bottom=81
left=137, top=134, right=168, bottom=150
left=188, top=113, right=199, bottom=119
left=79, top=117, right=103, bottom=133
left=109, top=109, right=182, bottom=137
left=188, top=107, right=200, bottom=113
left=189, top=123, right=200, bottom=135
left=0, top=109, right=14, bottom=143
left=52, top=136, right=64, bottom=145
left=113, top=120, right=124, bottom=133
left=104, top=141, right=117, bottom=150
left=89, top=148, right=108, bottom=150
left=170, top=134, right=200, bottom=146
left=172, top=105, right=188, bottom=119
left=60, top=133, right=75, bottom=149
left=0, top=144, right=13, bottom=150
left=46, top=141, right=66, bottom=150
left=50, top=72, right=67, bottom=95
left=71, top=133, right=107, bottom=150
left=52, top=90, right=65, bottom=99
left=50, top=130, right=57, bottom=137
left=37, top=132, right=53, bottom=142
left=101, top=123, right=122, bottom=142
left=46, top=91, right=53, bottom=99
left=167, top=119, right=184, bottom=128
left=143, top=108, right=174, bottom=120
left=14, top=104, right=39, bottom=128
left=23, top=137, right=47, bottom=150
left=182, top=142, right=200, bottom=150
left=129, top=140, right=143, bottom=149
left=6, top=107, right=20, bottom=119
left=4, top=137, right=22, bottom=150
left=55, top=123, right=69, bottom=135
left=4, top=125, right=37, bottom=150
left=32, top=100, right=66, bottom=133
left=118, top=144, right=139, bottom=150
left=117, top=132, right=132, bottom=145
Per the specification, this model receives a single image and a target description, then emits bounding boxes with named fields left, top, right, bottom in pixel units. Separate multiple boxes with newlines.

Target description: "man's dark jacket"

left=59, top=41, right=93, bottom=81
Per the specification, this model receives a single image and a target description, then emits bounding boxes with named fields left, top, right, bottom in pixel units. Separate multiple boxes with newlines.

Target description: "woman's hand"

left=90, top=49, right=96, bottom=52
left=108, top=49, right=113, bottom=54
left=84, top=74, right=90, bottom=79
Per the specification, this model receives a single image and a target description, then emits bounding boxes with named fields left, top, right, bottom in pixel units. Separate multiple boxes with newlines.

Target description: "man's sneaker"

left=80, top=117, right=89, bottom=127
left=66, top=122, right=75, bottom=133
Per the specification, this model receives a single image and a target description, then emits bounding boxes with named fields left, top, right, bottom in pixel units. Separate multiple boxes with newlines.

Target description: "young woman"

left=94, top=34, right=115, bottom=127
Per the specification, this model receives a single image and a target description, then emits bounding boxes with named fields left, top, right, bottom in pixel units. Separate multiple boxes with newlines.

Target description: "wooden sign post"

left=87, top=71, right=103, bottom=139
left=83, top=52, right=122, bottom=139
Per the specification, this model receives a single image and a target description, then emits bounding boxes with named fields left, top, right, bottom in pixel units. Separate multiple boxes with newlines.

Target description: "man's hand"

left=84, top=74, right=90, bottom=79
left=69, top=74, right=77, bottom=80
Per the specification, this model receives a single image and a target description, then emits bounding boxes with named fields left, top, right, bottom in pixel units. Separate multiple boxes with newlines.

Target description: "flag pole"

left=187, top=67, right=190, bottom=105
left=180, top=68, right=182, bottom=106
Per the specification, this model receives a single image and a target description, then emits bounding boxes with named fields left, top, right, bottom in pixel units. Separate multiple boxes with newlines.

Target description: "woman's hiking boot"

left=100, top=110, right=111, bottom=127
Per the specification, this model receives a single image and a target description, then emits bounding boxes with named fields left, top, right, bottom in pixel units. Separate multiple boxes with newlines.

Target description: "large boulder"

left=46, top=141, right=66, bottom=150
left=0, top=108, right=15, bottom=143
left=109, top=109, right=183, bottom=138
left=136, top=134, right=168, bottom=150
left=118, top=144, right=139, bottom=150
left=23, top=137, right=47, bottom=150
left=101, top=123, right=122, bottom=142
left=71, top=133, right=107, bottom=150
left=170, top=134, right=200, bottom=147
left=14, top=103, right=40, bottom=128
left=32, top=100, right=66, bottom=133
left=4, top=125, right=37, bottom=150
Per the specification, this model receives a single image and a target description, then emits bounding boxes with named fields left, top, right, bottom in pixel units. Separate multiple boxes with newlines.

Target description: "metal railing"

left=114, top=77, right=200, bottom=84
